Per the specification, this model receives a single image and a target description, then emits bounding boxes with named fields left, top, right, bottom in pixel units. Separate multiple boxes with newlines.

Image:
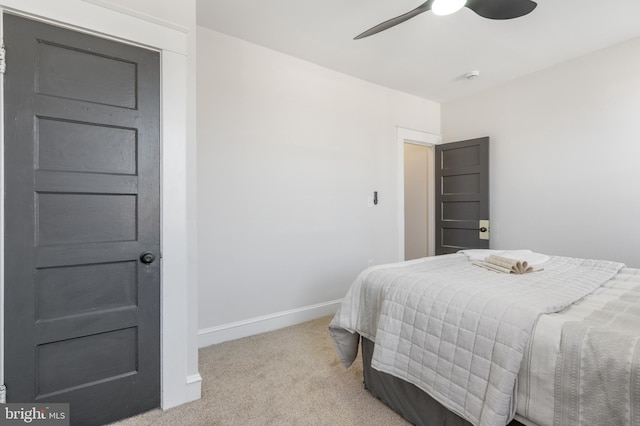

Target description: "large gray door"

left=435, top=137, right=489, bottom=254
left=4, top=14, right=160, bottom=425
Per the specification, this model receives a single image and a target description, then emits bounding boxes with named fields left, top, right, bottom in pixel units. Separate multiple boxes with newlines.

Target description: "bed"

left=329, top=250, right=640, bottom=426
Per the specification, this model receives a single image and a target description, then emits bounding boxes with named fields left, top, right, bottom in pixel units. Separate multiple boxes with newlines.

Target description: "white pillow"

left=458, top=249, right=550, bottom=266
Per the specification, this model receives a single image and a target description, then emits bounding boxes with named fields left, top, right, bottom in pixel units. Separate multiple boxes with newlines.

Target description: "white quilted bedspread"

left=330, top=253, right=624, bottom=426
left=518, top=267, right=640, bottom=426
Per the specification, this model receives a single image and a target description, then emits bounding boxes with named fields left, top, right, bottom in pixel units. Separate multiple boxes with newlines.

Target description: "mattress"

left=329, top=251, right=640, bottom=426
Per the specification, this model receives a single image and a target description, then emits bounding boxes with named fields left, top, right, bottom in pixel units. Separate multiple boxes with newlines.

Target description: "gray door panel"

left=435, top=137, right=490, bottom=254
left=4, top=14, right=160, bottom=425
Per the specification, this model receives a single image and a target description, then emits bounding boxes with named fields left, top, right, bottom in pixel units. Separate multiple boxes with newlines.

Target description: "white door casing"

left=396, top=126, right=442, bottom=262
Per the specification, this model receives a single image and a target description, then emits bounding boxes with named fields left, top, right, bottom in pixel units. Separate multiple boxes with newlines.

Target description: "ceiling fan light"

left=432, top=0, right=467, bottom=16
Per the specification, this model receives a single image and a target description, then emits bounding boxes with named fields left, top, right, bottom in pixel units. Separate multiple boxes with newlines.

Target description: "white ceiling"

left=197, top=0, right=640, bottom=102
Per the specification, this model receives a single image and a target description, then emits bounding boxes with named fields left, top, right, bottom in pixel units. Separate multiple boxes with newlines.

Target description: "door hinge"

left=0, top=384, right=6, bottom=403
left=0, top=44, right=6, bottom=74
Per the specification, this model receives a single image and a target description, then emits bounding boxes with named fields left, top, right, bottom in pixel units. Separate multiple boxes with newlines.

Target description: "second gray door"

left=435, top=137, right=490, bottom=254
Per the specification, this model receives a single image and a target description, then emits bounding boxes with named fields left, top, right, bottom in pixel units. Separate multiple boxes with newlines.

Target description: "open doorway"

left=404, top=143, right=432, bottom=260
left=396, top=127, right=441, bottom=262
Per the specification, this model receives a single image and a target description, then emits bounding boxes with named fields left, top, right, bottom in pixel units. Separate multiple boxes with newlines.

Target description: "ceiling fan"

left=354, top=0, right=537, bottom=39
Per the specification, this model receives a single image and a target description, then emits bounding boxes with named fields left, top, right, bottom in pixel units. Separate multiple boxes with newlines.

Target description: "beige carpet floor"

left=113, top=316, right=409, bottom=425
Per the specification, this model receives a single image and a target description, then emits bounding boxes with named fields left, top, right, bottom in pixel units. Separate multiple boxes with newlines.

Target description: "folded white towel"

left=472, top=254, right=544, bottom=274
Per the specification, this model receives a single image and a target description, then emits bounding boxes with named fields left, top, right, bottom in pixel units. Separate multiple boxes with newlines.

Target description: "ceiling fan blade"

left=354, top=0, right=434, bottom=40
left=465, top=0, right=537, bottom=20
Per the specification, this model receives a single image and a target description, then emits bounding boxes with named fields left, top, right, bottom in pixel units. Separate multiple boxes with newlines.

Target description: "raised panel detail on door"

left=442, top=201, right=480, bottom=221
left=4, top=14, right=160, bottom=425
left=36, top=328, right=138, bottom=398
left=36, top=41, right=137, bottom=108
left=36, top=193, right=138, bottom=245
left=442, top=228, right=482, bottom=248
left=37, top=118, right=138, bottom=175
left=441, top=145, right=480, bottom=168
left=442, top=174, right=480, bottom=194
left=36, top=261, right=138, bottom=320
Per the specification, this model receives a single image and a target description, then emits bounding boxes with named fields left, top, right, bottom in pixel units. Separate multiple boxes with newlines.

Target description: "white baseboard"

left=185, top=374, right=202, bottom=403
left=161, top=373, right=202, bottom=409
left=198, top=299, right=342, bottom=348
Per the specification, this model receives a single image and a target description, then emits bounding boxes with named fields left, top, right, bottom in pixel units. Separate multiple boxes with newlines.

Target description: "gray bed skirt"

left=361, top=338, right=523, bottom=426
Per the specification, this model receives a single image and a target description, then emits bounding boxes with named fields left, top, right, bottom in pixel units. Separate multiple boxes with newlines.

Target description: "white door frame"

left=0, top=0, right=201, bottom=409
left=396, top=126, right=442, bottom=262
